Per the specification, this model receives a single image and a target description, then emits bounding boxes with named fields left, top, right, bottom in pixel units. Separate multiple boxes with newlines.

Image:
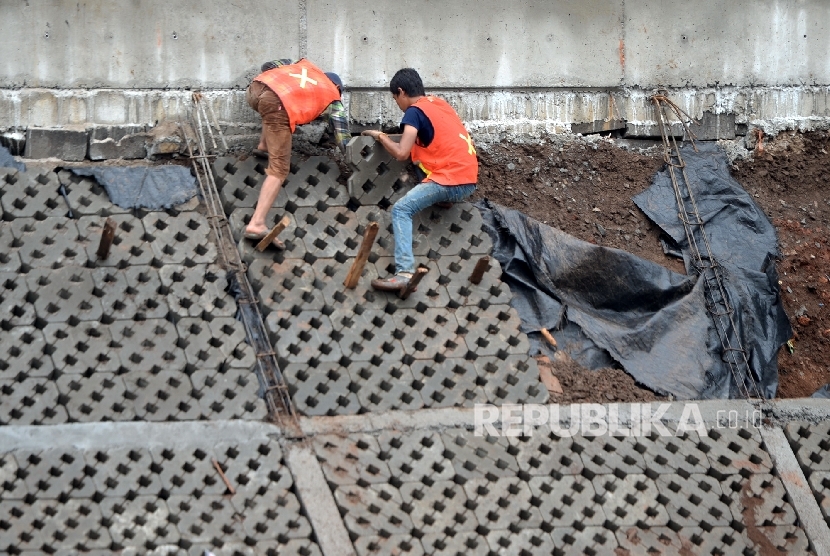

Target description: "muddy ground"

left=471, top=130, right=830, bottom=403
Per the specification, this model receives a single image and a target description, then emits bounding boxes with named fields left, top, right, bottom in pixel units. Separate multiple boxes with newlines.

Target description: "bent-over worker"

left=244, top=58, right=350, bottom=249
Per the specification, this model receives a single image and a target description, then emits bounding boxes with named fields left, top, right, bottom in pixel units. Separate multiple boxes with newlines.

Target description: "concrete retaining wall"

left=2, top=0, right=830, bottom=152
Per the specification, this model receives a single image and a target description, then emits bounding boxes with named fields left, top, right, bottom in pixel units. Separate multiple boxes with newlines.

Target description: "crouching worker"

left=244, top=58, right=349, bottom=249
left=363, top=68, right=478, bottom=292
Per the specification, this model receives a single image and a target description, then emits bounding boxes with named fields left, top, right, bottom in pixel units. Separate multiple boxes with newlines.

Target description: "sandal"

left=243, top=230, right=285, bottom=251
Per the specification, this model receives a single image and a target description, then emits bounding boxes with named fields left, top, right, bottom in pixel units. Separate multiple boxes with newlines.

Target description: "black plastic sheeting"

left=0, top=145, right=25, bottom=172
left=71, top=165, right=198, bottom=210
left=477, top=143, right=791, bottom=400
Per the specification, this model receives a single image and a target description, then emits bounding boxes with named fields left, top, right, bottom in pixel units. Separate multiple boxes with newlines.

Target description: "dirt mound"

left=473, top=131, right=830, bottom=401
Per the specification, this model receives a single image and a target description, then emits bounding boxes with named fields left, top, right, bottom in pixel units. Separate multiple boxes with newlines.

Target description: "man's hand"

left=361, top=130, right=383, bottom=139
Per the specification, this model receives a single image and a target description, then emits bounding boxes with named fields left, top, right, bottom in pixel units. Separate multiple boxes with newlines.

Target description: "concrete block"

left=529, top=475, right=606, bottom=526
left=687, top=111, right=736, bottom=140
left=571, top=118, right=627, bottom=135
left=0, top=378, right=67, bottom=425
left=312, top=433, right=392, bottom=486
left=24, top=127, right=89, bottom=161
left=464, top=477, right=541, bottom=530
left=91, top=125, right=148, bottom=142
left=592, top=474, right=670, bottom=527
left=88, top=134, right=148, bottom=160
left=145, top=121, right=187, bottom=157
left=57, top=373, right=135, bottom=422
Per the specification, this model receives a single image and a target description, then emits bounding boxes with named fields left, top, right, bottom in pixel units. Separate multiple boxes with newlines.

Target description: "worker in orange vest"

left=363, top=68, right=478, bottom=291
left=244, top=59, right=349, bottom=249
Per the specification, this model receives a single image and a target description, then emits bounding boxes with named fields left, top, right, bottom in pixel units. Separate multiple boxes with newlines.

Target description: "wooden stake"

left=541, top=328, right=558, bottom=347
left=343, top=221, right=379, bottom=289
left=96, top=217, right=117, bottom=260
left=469, top=255, right=491, bottom=285
left=212, top=458, right=236, bottom=495
left=399, top=267, right=428, bottom=300
left=256, top=215, right=291, bottom=252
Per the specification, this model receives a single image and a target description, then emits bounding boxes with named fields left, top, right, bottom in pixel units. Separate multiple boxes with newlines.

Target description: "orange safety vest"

left=254, top=59, right=341, bottom=132
left=410, top=96, right=478, bottom=186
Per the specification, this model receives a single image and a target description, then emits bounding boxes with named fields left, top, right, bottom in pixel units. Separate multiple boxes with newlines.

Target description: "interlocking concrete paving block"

left=655, top=473, right=733, bottom=527
left=215, top=156, right=267, bottom=213
left=91, top=266, right=169, bottom=320
left=808, top=471, right=830, bottom=524
left=346, top=136, right=412, bottom=206
left=168, top=494, right=243, bottom=544
left=592, top=473, right=670, bottom=527
left=478, top=354, right=548, bottom=405
left=0, top=270, right=35, bottom=326
left=175, top=316, right=255, bottom=370
left=256, top=539, right=323, bottom=556
left=57, top=372, right=135, bottom=422
left=399, top=480, right=476, bottom=534
left=112, top=319, right=186, bottom=373
left=419, top=531, right=490, bottom=555
left=44, top=321, right=120, bottom=374
left=615, top=525, right=701, bottom=554
left=338, top=312, right=404, bottom=364
left=441, top=432, right=519, bottom=482
left=0, top=499, right=111, bottom=552
left=353, top=205, right=395, bottom=258
left=282, top=361, right=360, bottom=417
left=283, top=155, right=348, bottom=207
left=248, top=257, right=316, bottom=312
left=212, top=439, right=290, bottom=508
left=550, top=526, right=618, bottom=554
left=150, top=445, right=226, bottom=497
left=571, top=434, right=648, bottom=476
left=487, top=528, right=556, bottom=555
left=89, top=446, right=162, bottom=498
left=312, top=256, right=380, bottom=314
left=313, top=433, right=392, bottom=486
left=0, top=326, right=53, bottom=379
left=785, top=421, right=830, bottom=473
left=640, top=429, right=710, bottom=475
left=57, top=170, right=129, bottom=216
left=528, top=475, right=606, bottom=527
left=126, top=370, right=200, bottom=421
left=724, top=473, right=798, bottom=526
left=296, top=205, right=361, bottom=260
left=143, top=211, right=217, bottom=265
left=393, top=308, right=466, bottom=360
left=351, top=362, right=424, bottom=413
left=0, top=223, right=22, bottom=273
left=617, top=524, right=811, bottom=555
left=335, top=483, right=414, bottom=537
left=507, top=426, right=585, bottom=476
left=701, top=426, right=773, bottom=476
left=354, top=535, right=424, bottom=556
left=409, top=359, right=480, bottom=408
left=78, top=214, right=153, bottom=267
left=0, top=171, right=68, bottom=219
left=269, top=311, right=341, bottom=364
left=377, top=430, right=453, bottom=484
left=463, top=476, right=542, bottom=530
left=0, top=452, right=25, bottom=499
left=101, top=496, right=180, bottom=549
left=413, top=203, right=492, bottom=257
left=0, top=378, right=67, bottom=425
left=191, top=367, right=267, bottom=420
left=15, top=447, right=96, bottom=499
left=28, top=267, right=104, bottom=323
left=241, top=489, right=312, bottom=541
left=463, top=311, right=528, bottom=358
left=12, top=217, right=85, bottom=268
left=160, top=264, right=236, bottom=318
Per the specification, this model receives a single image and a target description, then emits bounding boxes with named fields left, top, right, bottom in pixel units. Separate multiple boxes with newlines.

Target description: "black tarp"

left=477, top=142, right=791, bottom=400
left=813, top=383, right=830, bottom=399
left=71, top=165, right=198, bottom=209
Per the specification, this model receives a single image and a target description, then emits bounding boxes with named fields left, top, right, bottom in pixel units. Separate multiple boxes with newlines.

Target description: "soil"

left=471, top=131, right=830, bottom=402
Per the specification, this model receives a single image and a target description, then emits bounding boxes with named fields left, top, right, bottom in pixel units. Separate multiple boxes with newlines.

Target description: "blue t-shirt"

left=401, top=106, right=434, bottom=148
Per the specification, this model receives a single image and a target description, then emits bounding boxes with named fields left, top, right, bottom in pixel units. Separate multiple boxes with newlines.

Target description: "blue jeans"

left=391, top=180, right=476, bottom=274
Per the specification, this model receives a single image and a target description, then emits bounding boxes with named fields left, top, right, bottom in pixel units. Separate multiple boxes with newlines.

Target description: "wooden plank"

left=343, top=222, right=379, bottom=289
left=96, top=217, right=117, bottom=260
left=256, top=215, right=291, bottom=252
left=399, top=267, right=428, bottom=300
left=469, top=256, right=491, bottom=285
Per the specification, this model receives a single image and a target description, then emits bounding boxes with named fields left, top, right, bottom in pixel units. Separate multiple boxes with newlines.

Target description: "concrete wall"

left=2, top=0, right=830, bottom=146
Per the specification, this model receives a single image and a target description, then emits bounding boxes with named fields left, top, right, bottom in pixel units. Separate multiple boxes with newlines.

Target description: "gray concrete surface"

left=2, top=1, right=830, bottom=139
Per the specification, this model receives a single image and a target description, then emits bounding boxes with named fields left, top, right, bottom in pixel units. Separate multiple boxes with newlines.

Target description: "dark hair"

left=389, top=68, right=425, bottom=97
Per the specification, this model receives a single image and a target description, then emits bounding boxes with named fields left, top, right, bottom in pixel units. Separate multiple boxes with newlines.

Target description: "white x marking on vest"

left=460, top=133, right=476, bottom=155
left=289, top=67, right=318, bottom=88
